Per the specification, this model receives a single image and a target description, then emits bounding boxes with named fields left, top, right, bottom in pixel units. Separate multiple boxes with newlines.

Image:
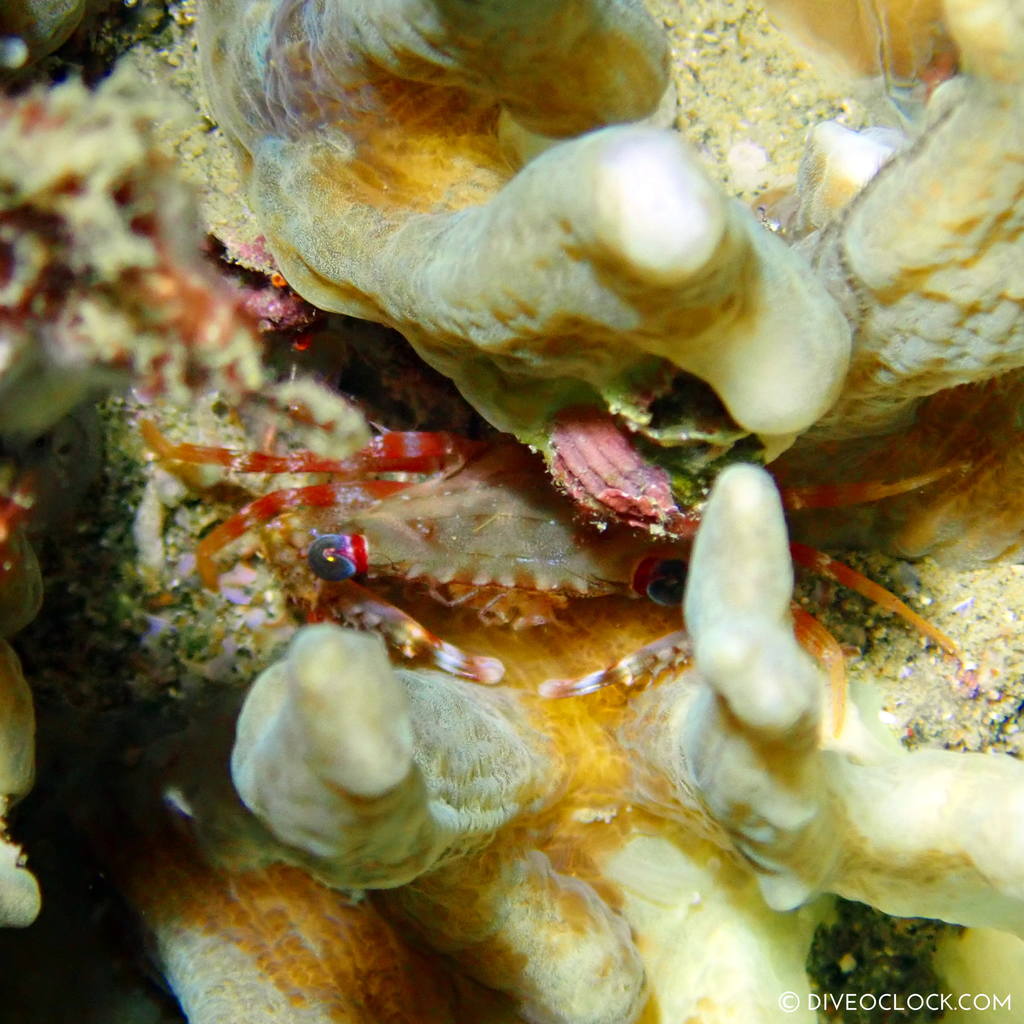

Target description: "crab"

left=142, top=416, right=963, bottom=738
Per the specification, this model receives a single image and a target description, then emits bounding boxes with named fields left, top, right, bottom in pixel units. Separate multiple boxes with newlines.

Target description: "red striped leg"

left=319, top=580, right=505, bottom=685
left=141, top=420, right=482, bottom=476
left=789, top=542, right=960, bottom=657
left=780, top=464, right=964, bottom=510
left=196, top=480, right=409, bottom=587
left=539, top=629, right=692, bottom=699
left=792, top=605, right=847, bottom=737
left=0, top=472, right=35, bottom=556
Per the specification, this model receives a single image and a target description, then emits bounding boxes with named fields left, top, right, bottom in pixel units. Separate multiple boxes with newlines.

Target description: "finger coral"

left=7, top=0, right=1024, bottom=1020
left=0, top=639, right=37, bottom=928
left=0, top=483, right=41, bottom=929
left=197, top=0, right=1024, bottom=541
left=111, top=457, right=1024, bottom=1022
left=154, top=625, right=645, bottom=1024
left=800, top=0, right=1024, bottom=440
left=197, top=0, right=852, bottom=473
left=625, top=463, right=1024, bottom=937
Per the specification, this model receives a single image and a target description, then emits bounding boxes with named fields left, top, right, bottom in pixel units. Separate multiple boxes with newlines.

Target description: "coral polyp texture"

left=198, top=0, right=1022, bottom=521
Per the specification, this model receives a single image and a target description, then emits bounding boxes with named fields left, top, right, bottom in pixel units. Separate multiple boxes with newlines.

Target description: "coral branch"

left=623, top=462, right=1024, bottom=936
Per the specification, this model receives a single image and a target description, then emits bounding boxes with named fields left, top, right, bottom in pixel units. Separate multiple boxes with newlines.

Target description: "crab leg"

left=312, top=580, right=505, bottom=685
left=540, top=630, right=693, bottom=699
left=0, top=473, right=35, bottom=564
left=141, top=419, right=478, bottom=476
left=196, top=480, right=410, bottom=587
left=779, top=463, right=964, bottom=510
left=791, top=605, right=847, bottom=737
left=540, top=607, right=849, bottom=725
left=789, top=541, right=960, bottom=656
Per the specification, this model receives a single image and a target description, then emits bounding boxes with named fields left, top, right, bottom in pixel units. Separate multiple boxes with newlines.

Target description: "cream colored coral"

left=198, top=0, right=851, bottom=450
left=0, top=640, right=38, bottom=928
left=0, top=525, right=41, bottom=929
left=805, top=0, right=1024, bottom=438
left=630, top=461, right=1024, bottom=937
left=232, top=625, right=554, bottom=886
left=222, top=625, right=645, bottom=1024
left=132, top=462, right=1024, bottom=1020
left=199, top=0, right=1024, bottom=465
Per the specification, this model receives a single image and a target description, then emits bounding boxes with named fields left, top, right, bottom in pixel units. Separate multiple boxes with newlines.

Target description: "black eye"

left=307, top=534, right=358, bottom=581
left=645, top=559, right=687, bottom=606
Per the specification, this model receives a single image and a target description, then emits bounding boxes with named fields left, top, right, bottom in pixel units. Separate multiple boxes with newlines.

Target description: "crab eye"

left=631, top=556, right=688, bottom=606
left=307, top=533, right=367, bottom=581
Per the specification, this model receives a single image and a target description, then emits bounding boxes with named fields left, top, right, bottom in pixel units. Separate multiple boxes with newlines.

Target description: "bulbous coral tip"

left=685, top=463, right=793, bottom=630
left=285, top=624, right=415, bottom=799
left=684, top=464, right=820, bottom=735
left=232, top=623, right=417, bottom=845
left=0, top=841, right=40, bottom=928
left=698, top=622, right=821, bottom=736
left=0, top=639, right=38, bottom=927
left=594, top=130, right=725, bottom=285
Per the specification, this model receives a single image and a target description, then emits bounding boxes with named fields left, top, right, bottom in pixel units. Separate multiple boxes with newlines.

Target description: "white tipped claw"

left=469, top=654, right=506, bottom=685
left=538, top=671, right=609, bottom=699
left=540, top=631, right=693, bottom=699
left=435, top=643, right=505, bottom=685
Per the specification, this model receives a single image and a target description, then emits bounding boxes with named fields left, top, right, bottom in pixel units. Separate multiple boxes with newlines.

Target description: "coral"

left=154, top=626, right=645, bottom=1024
left=0, top=63, right=286, bottom=932
left=766, top=0, right=1024, bottom=563
left=101, top=816, right=510, bottom=1024
left=197, top=0, right=852, bottom=486
left=4, top=0, right=1024, bottom=1020
left=0, top=639, right=38, bottom=928
left=759, top=0, right=954, bottom=100
left=624, top=464, right=1024, bottom=936
left=197, top=0, right=1022, bottom=532
left=102, top=460, right=1024, bottom=1022
left=796, top=0, right=1024, bottom=441
left=0, top=57, right=371, bottom=946
left=0, top=489, right=40, bottom=928
left=0, top=467, right=44, bottom=929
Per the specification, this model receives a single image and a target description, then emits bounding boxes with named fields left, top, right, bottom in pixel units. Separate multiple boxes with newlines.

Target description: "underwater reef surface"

left=1, top=1, right=1024, bottom=1022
